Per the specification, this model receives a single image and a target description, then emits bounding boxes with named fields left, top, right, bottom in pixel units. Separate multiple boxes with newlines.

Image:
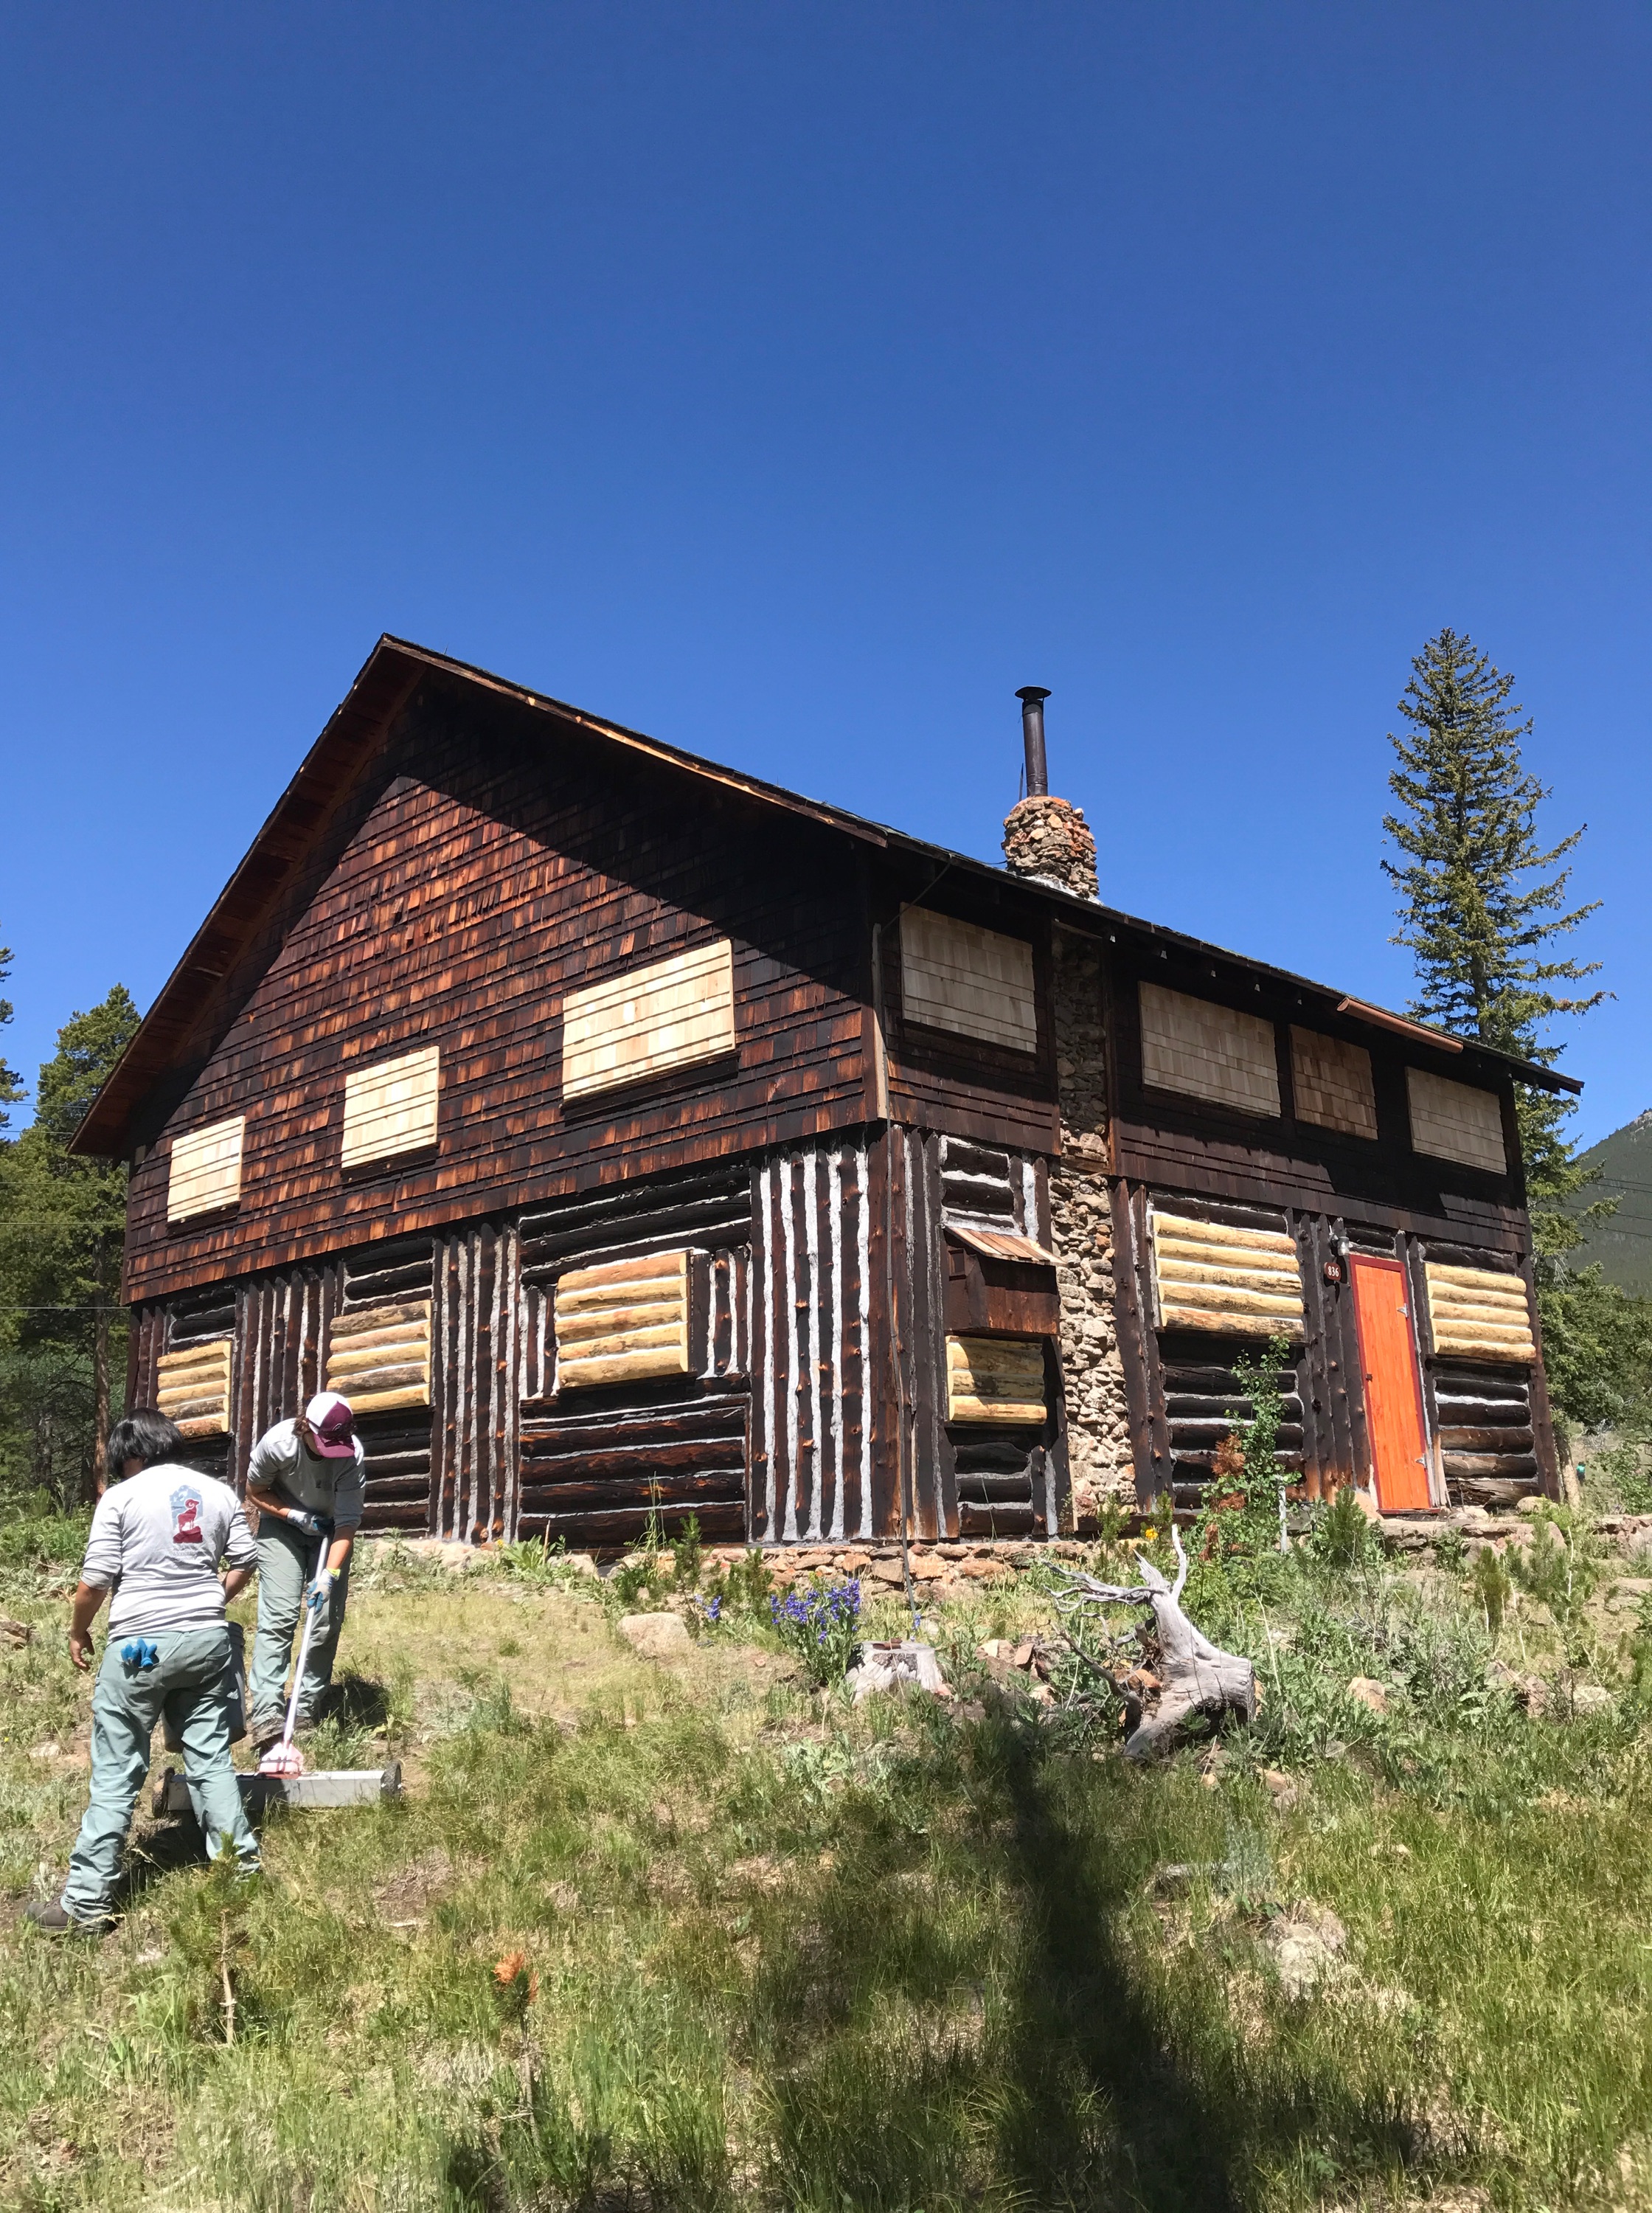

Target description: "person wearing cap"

left=27, top=1408, right=261, bottom=1934
left=245, top=1391, right=366, bottom=1754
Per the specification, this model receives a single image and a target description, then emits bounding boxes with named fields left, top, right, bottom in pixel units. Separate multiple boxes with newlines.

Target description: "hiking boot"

left=26, top=1901, right=110, bottom=1937
left=250, top=1718, right=286, bottom=1756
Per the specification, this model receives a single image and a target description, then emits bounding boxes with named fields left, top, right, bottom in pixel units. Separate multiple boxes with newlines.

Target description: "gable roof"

left=69, top=634, right=1578, bottom=1157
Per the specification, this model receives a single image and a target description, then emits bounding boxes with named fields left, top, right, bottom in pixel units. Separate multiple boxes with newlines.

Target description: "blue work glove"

left=305, top=1568, right=338, bottom=1614
left=119, top=1638, right=160, bottom=1672
left=284, top=1508, right=324, bottom=1538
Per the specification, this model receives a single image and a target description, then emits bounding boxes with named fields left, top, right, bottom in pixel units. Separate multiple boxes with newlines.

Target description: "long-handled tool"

left=259, top=1537, right=325, bottom=1780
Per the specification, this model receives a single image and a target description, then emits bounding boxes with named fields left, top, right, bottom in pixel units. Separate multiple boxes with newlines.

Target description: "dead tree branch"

left=1050, top=1542, right=1255, bottom=1760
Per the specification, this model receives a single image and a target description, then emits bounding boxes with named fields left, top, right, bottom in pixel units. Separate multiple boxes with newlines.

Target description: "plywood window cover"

left=156, top=1339, right=233, bottom=1438
left=555, top=1250, right=693, bottom=1391
left=324, top=1298, right=432, bottom=1414
left=1423, top=1261, right=1536, bottom=1365
left=1150, top=1208, right=1305, bottom=1338
left=167, top=1115, right=246, bottom=1225
left=1406, top=1067, right=1507, bottom=1174
left=900, top=908, right=1038, bottom=1056
left=561, top=939, right=737, bottom=1103
left=945, top=1334, right=1047, bottom=1426
left=946, top=1224, right=1058, bottom=1267
left=1290, top=1027, right=1378, bottom=1141
left=341, top=1046, right=441, bottom=1171
left=1139, top=983, right=1280, bottom=1119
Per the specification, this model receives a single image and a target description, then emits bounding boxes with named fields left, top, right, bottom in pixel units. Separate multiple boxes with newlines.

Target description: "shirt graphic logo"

left=170, top=1486, right=205, bottom=1545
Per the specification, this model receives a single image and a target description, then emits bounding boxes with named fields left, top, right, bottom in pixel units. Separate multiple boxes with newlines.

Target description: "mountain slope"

left=1570, top=1109, right=1652, bottom=1294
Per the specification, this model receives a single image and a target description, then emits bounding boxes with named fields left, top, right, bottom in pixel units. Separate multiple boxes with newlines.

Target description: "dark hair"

left=105, top=1409, right=187, bottom=1478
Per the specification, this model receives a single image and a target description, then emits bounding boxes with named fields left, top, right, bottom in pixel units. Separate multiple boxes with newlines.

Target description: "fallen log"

left=1050, top=1534, right=1257, bottom=1760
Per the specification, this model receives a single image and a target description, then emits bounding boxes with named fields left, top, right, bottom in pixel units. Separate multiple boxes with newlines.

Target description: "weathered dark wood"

left=1451, top=1475, right=1539, bottom=1509
left=959, top=1500, right=1037, bottom=1537
left=1440, top=1426, right=1535, bottom=1454
left=943, top=1242, right=1061, bottom=1336
left=1442, top=1451, right=1540, bottom=1480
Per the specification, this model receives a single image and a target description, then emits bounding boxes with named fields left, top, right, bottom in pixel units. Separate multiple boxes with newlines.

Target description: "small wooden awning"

left=945, top=1224, right=1058, bottom=1267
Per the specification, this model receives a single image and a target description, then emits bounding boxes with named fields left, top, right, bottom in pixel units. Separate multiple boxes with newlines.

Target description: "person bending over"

left=245, top=1391, right=364, bottom=1753
left=28, top=1410, right=260, bottom=1934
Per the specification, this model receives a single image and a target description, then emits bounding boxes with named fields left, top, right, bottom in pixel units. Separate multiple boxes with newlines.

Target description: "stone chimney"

left=1002, top=687, right=1098, bottom=900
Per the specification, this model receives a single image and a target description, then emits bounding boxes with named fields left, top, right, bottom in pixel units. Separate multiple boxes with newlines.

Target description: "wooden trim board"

left=341, top=1047, right=440, bottom=1171
left=900, top=909, right=1038, bottom=1055
left=562, top=940, right=736, bottom=1101
left=167, top=1117, right=246, bottom=1225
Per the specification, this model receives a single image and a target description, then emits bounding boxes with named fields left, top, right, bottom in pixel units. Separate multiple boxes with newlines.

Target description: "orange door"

left=1349, top=1256, right=1432, bottom=1511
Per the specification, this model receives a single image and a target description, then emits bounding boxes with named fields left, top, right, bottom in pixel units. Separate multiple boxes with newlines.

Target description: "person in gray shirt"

left=245, top=1391, right=366, bottom=1751
left=28, top=1410, right=260, bottom=1934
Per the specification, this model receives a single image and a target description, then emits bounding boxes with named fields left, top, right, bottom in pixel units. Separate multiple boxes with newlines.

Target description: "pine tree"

left=0, top=936, right=24, bottom=1136
left=1383, top=628, right=1603, bottom=1252
left=0, top=986, right=139, bottom=1500
left=1381, top=629, right=1632, bottom=1440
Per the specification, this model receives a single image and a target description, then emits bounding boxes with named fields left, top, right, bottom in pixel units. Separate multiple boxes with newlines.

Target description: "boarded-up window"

left=1424, top=1262, right=1535, bottom=1363
left=325, top=1298, right=432, bottom=1413
left=167, top=1116, right=246, bottom=1225
left=562, top=940, right=736, bottom=1102
left=945, top=1335, right=1047, bottom=1425
left=341, top=1047, right=440, bottom=1171
left=156, top=1340, right=232, bottom=1437
left=1150, top=1210, right=1305, bottom=1337
left=1139, top=984, right=1280, bottom=1118
left=555, top=1251, right=692, bottom=1391
left=1407, top=1068, right=1507, bottom=1174
left=900, top=910, right=1037, bottom=1054
left=1290, top=1028, right=1378, bottom=1140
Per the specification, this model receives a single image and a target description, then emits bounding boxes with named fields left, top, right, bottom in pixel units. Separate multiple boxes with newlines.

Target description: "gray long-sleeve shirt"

left=246, top=1419, right=367, bottom=1531
left=81, top=1461, right=257, bottom=1635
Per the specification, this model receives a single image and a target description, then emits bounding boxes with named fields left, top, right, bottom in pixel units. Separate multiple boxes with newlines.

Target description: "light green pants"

left=248, top=1519, right=350, bottom=1738
left=62, top=1626, right=258, bottom=1922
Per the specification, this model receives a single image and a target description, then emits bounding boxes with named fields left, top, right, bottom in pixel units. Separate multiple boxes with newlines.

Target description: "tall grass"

left=4, top=1528, right=1652, bottom=2209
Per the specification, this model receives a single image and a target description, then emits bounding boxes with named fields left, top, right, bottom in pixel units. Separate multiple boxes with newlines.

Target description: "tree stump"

left=1051, top=1544, right=1257, bottom=1761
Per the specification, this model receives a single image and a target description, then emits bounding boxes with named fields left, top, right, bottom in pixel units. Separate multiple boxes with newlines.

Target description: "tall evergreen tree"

left=0, top=936, right=24, bottom=1136
left=1381, top=628, right=1633, bottom=1438
left=0, top=986, right=139, bottom=1499
left=1383, top=628, right=1603, bottom=1247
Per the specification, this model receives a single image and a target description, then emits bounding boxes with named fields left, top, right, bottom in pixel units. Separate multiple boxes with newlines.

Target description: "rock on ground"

left=1263, top=1903, right=1347, bottom=1998
left=618, top=1613, right=693, bottom=1661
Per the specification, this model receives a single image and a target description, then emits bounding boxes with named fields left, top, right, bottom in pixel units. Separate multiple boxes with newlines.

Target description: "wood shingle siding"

left=1149, top=1210, right=1304, bottom=1337
left=119, top=701, right=871, bottom=1306
left=1424, top=1261, right=1536, bottom=1364
left=898, top=908, right=1038, bottom=1054
left=341, top=1046, right=440, bottom=1172
left=1138, top=984, right=1280, bottom=1118
left=560, top=937, right=736, bottom=1102
left=1407, top=1068, right=1507, bottom=1175
left=1290, top=1028, right=1378, bottom=1140
left=167, top=1116, right=245, bottom=1225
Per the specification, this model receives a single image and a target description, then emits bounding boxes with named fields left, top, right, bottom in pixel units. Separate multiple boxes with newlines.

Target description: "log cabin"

left=71, top=638, right=1580, bottom=1547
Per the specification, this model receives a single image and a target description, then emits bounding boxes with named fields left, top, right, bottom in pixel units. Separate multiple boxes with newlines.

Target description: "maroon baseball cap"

left=305, top=1391, right=358, bottom=1458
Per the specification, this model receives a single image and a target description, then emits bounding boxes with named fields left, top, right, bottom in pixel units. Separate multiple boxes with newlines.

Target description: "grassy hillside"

left=6, top=1514, right=1652, bottom=2211
left=1572, top=1109, right=1652, bottom=1294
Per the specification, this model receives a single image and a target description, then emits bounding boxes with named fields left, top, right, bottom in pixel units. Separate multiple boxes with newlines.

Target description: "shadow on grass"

left=750, top=1709, right=1417, bottom=2212
left=318, top=1670, right=392, bottom=1731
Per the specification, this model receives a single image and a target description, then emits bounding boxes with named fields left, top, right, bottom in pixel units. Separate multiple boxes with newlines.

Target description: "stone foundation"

left=1048, top=927, right=1134, bottom=1518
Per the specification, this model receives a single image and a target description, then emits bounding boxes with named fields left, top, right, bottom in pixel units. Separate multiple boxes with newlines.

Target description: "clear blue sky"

left=1, top=4, right=1646, bottom=1143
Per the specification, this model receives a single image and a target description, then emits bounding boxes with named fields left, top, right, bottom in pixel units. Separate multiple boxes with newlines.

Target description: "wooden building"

left=72, top=637, right=1578, bottom=1546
